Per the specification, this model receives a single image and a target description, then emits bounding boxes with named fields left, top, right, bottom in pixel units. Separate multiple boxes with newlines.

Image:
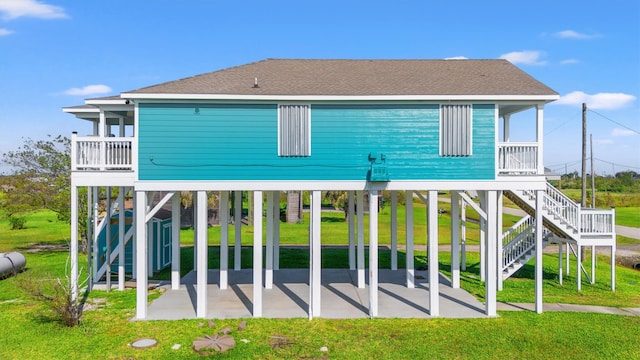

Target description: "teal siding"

left=138, top=103, right=495, bottom=181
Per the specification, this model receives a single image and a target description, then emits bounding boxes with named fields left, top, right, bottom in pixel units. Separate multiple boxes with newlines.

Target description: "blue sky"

left=1, top=0, right=638, bottom=175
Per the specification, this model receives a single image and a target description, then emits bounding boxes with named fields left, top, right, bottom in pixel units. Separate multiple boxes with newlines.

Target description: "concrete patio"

left=145, top=269, right=487, bottom=320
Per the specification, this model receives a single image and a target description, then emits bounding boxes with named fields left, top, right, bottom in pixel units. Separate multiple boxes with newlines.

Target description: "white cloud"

left=63, top=84, right=112, bottom=96
left=560, top=59, right=579, bottom=65
left=554, top=30, right=601, bottom=39
left=611, top=128, right=637, bottom=137
left=499, top=50, right=547, bottom=65
left=0, top=28, right=12, bottom=36
left=555, top=91, right=636, bottom=110
left=445, top=56, right=468, bottom=60
left=0, top=0, right=68, bottom=20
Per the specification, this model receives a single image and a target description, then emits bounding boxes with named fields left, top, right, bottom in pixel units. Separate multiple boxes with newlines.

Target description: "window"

left=278, top=104, right=310, bottom=156
left=440, top=104, right=472, bottom=156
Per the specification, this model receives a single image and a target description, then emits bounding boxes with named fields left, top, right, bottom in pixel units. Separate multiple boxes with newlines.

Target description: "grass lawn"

left=1, top=209, right=640, bottom=359
left=615, top=206, right=640, bottom=228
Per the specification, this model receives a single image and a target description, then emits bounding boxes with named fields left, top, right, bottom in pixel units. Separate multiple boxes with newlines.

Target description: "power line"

left=588, top=109, right=640, bottom=135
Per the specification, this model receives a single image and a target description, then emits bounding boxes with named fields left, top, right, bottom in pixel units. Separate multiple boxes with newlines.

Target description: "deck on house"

left=142, top=269, right=487, bottom=320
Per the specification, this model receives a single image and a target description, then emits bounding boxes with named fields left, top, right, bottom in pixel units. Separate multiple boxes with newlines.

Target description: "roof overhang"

left=120, top=93, right=560, bottom=102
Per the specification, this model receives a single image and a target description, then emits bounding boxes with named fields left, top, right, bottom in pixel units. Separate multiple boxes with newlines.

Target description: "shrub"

left=8, top=215, right=26, bottom=230
left=16, top=271, right=84, bottom=327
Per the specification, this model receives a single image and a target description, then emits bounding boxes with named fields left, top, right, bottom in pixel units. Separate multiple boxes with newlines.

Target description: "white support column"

left=558, top=241, right=563, bottom=285
left=135, top=191, right=148, bottom=319
left=348, top=191, right=355, bottom=270
left=369, top=190, right=379, bottom=318
left=171, top=192, right=181, bottom=290
left=265, top=191, right=274, bottom=289
left=611, top=209, right=616, bottom=291
left=503, top=114, right=511, bottom=142
left=591, top=245, right=596, bottom=284
left=577, top=245, right=582, bottom=291
left=253, top=191, right=263, bottom=317
left=310, top=190, right=322, bottom=318
left=220, top=191, right=229, bottom=290
left=390, top=190, right=398, bottom=271
left=450, top=191, right=460, bottom=289
left=611, top=244, right=616, bottom=291
left=484, top=191, right=498, bottom=316
left=479, top=191, right=486, bottom=282
left=497, top=191, right=504, bottom=291
left=406, top=191, right=415, bottom=288
left=427, top=191, right=439, bottom=317
left=196, top=191, right=208, bottom=318
left=87, top=187, right=93, bottom=282
left=566, top=243, right=571, bottom=274
left=132, top=192, right=137, bottom=279
left=146, top=192, right=154, bottom=277
left=357, top=191, right=365, bottom=288
left=461, top=201, right=467, bottom=271
left=193, top=192, right=198, bottom=272
left=535, top=190, right=544, bottom=314
left=106, top=187, right=112, bottom=290
left=536, top=104, right=545, bottom=174
left=70, top=183, right=79, bottom=302
left=92, top=187, right=98, bottom=286
left=117, top=187, right=126, bottom=291
left=274, top=191, right=280, bottom=271
left=234, top=191, right=242, bottom=270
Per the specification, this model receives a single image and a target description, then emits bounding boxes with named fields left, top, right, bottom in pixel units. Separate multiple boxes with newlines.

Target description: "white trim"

left=494, top=104, right=500, bottom=178
left=121, top=93, right=560, bottom=102
left=132, top=178, right=547, bottom=192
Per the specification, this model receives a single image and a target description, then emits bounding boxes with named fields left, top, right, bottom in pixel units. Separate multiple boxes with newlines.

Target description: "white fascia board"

left=134, top=178, right=547, bottom=192
left=71, top=172, right=135, bottom=187
left=120, top=93, right=560, bottom=102
left=63, top=107, right=99, bottom=114
left=85, top=99, right=129, bottom=105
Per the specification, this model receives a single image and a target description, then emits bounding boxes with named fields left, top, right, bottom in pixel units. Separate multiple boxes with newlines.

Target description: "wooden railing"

left=71, top=133, right=133, bottom=171
left=580, top=208, right=615, bottom=235
left=498, top=142, right=539, bottom=175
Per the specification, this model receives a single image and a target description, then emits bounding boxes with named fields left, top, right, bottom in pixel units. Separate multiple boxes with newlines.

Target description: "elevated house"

left=64, top=59, right=616, bottom=320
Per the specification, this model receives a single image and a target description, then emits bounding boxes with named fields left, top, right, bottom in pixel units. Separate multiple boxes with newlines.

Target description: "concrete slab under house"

left=63, top=59, right=616, bottom=320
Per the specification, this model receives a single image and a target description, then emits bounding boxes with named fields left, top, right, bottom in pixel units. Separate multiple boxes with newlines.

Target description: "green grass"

left=2, top=210, right=640, bottom=359
left=0, top=209, right=69, bottom=252
left=615, top=207, right=640, bottom=227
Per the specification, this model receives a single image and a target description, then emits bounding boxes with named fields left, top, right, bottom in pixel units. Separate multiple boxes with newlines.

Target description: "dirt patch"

left=23, top=243, right=68, bottom=253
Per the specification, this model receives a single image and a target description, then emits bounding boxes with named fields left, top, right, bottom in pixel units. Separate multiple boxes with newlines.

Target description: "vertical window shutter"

left=279, top=104, right=310, bottom=156
left=441, top=104, right=471, bottom=156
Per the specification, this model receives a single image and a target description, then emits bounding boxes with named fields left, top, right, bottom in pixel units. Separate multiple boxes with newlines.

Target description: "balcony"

left=71, top=134, right=133, bottom=171
left=498, top=142, right=539, bottom=175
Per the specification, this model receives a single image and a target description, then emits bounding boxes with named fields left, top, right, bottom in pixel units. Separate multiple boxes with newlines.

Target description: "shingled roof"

left=123, top=58, right=558, bottom=97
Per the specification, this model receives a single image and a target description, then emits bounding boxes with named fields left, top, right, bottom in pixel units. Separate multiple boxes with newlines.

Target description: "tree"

left=1, top=135, right=73, bottom=223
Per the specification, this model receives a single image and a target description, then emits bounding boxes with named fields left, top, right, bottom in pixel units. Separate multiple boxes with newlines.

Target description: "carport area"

left=145, top=268, right=486, bottom=320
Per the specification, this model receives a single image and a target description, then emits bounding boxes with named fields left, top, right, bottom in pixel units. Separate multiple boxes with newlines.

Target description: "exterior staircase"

left=501, top=182, right=615, bottom=280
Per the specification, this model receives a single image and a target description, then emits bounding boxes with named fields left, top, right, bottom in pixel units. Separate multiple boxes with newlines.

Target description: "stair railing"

left=543, top=183, right=580, bottom=232
left=502, top=218, right=536, bottom=270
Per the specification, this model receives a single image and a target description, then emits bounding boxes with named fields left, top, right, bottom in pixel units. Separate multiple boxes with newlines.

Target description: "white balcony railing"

left=71, top=133, right=133, bottom=171
left=498, top=142, right=539, bottom=175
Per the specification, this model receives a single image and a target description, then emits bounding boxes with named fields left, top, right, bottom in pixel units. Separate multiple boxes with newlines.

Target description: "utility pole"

left=591, top=134, right=595, bottom=208
left=581, top=103, right=587, bottom=208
